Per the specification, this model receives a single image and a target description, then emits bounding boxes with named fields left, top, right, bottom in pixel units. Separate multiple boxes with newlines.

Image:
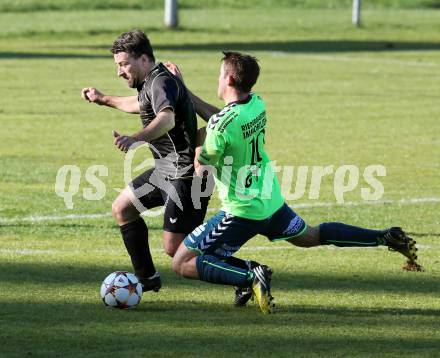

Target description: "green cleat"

left=251, top=265, right=274, bottom=314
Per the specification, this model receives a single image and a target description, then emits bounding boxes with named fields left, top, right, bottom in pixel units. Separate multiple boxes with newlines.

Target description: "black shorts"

left=130, top=168, right=210, bottom=234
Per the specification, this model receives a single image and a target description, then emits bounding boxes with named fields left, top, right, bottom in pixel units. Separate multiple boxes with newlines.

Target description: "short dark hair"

left=110, top=29, right=155, bottom=62
left=221, top=51, right=260, bottom=93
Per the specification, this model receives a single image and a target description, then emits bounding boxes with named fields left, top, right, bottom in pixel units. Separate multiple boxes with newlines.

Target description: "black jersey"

left=137, top=62, right=197, bottom=178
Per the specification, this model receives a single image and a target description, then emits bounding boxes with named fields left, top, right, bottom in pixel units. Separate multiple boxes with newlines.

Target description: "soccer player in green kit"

left=166, top=52, right=421, bottom=314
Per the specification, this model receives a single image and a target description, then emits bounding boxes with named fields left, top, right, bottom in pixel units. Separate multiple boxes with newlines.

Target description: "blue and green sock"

left=196, top=255, right=254, bottom=287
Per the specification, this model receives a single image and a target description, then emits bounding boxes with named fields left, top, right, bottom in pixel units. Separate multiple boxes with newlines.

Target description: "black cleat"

left=234, top=260, right=259, bottom=307
left=138, top=272, right=162, bottom=292
left=234, top=286, right=254, bottom=307
left=383, top=227, right=423, bottom=271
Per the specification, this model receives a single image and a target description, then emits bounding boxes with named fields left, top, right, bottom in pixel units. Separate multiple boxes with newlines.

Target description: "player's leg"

left=169, top=178, right=262, bottom=304
left=263, top=203, right=390, bottom=248
left=112, top=186, right=140, bottom=225
left=160, top=178, right=211, bottom=257
left=287, top=222, right=384, bottom=247
left=225, top=257, right=262, bottom=306
left=289, top=220, right=417, bottom=255
left=174, top=178, right=261, bottom=279
left=162, top=231, right=185, bottom=257
left=270, top=204, right=420, bottom=269
left=314, top=223, right=419, bottom=268
left=112, top=169, right=164, bottom=292
left=285, top=226, right=320, bottom=247
left=172, top=243, right=199, bottom=279
left=172, top=212, right=274, bottom=314
left=172, top=212, right=253, bottom=285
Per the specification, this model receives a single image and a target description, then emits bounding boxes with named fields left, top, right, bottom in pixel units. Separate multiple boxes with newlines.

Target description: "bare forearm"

left=132, top=109, right=175, bottom=142
left=188, top=90, right=220, bottom=122
left=101, top=95, right=140, bottom=114
left=81, top=87, right=140, bottom=114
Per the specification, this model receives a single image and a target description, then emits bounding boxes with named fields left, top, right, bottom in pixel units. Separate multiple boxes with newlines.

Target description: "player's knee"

left=163, top=233, right=184, bottom=258
left=163, top=241, right=177, bottom=257
left=172, top=257, right=184, bottom=276
left=307, top=225, right=320, bottom=244
left=287, top=226, right=320, bottom=247
left=172, top=252, right=194, bottom=277
left=111, top=200, right=124, bottom=222
left=112, top=199, right=136, bottom=224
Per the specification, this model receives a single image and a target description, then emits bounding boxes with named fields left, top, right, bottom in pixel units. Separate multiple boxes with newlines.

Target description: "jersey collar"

left=137, top=62, right=164, bottom=91
left=226, top=93, right=253, bottom=107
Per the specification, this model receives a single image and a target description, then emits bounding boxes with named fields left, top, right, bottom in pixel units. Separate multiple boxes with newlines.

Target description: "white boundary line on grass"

left=0, top=197, right=439, bottom=224
left=0, top=247, right=289, bottom=255
left=0, top=247, right=292, bottom=256
left=0, top=212, right=113, bottom=223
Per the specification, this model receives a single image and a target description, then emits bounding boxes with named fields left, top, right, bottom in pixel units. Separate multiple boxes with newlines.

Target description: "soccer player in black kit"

left=81, top=30, right=210, bottom=292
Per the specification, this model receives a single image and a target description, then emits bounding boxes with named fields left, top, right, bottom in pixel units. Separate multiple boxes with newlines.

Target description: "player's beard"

left=126, top=65, right=147, bottom=89
left=129, top=72, right=144, bottom=89
left=125, top=78, right=137, bottom=89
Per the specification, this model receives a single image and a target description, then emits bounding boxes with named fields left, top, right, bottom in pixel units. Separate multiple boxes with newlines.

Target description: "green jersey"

left=198, top=93, right=284, bottom=220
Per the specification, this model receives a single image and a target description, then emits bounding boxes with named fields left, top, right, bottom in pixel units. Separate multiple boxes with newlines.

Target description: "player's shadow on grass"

left=273, top=270, right=440, bottom=295
left=278, top=304, right=440, bottom=318
left=1, top=40, right=440, bottom=60
left=4, top=299, right=440, bottom=324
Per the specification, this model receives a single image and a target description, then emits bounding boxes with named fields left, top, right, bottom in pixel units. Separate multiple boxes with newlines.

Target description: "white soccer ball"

left=100, top=271, right=143, bottom=309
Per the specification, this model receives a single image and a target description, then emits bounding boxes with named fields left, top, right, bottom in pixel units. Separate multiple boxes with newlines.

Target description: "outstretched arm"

left=164, top=62, right=220, bottom=121
left=81, top=87, right=140, bottom=114
left=187, top=90, right=220, bottom=122
left=194, top=126, right=207, bottom=176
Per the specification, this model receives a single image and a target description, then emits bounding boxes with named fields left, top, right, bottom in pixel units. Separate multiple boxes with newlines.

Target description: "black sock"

left=120, top=218, right=156, bottom=278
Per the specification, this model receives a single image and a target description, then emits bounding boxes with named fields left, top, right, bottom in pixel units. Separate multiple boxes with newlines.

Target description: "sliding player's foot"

left=384, top=227, right=423, bottom=271
left=251, top=265, right=274, bottom=314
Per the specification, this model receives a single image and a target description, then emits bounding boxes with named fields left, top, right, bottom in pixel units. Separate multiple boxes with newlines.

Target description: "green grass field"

left=0, top=5, right=439, bottom=357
